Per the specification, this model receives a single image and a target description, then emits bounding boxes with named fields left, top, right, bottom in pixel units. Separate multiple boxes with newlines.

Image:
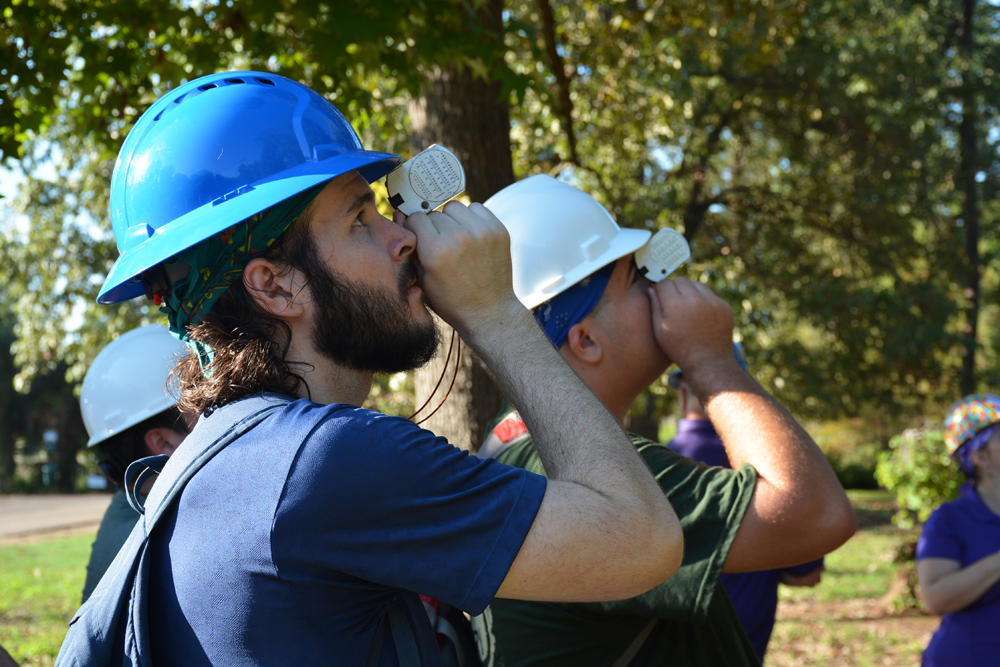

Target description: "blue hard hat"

left=98, top=71, right=401, bottom=305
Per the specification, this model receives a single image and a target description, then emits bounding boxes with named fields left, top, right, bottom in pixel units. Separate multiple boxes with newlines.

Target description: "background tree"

left=2, top=0, right=998, bottom=480
left=408, top=0, right=515, bottom=449
left=501, top=0, right=999, bottom=433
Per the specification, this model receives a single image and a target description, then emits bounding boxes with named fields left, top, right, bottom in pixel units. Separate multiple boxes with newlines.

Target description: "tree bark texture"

left=408, top=0, right=514, bottom=450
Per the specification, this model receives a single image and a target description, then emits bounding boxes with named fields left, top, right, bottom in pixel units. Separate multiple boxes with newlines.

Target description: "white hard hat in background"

left=80, top=324, right=190, bottom=447
left=484, top=174, right=651, bottom=309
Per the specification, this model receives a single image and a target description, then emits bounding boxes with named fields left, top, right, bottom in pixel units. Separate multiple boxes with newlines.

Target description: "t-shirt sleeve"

left=272, top=405, right=546, bottom=615
left=917, top=503, right=963, bottom=562
left=584, top=439, right=757, bottom=621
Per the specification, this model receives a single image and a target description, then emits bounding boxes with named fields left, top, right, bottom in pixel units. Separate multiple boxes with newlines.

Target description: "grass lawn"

left=0, top=490, right=939, bottom=666
left=767, top=490, right=939, bottom=666
left=0, top=531, right=93, bottom=667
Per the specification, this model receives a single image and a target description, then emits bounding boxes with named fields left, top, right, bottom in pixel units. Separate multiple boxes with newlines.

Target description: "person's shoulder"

left=629, top=434, right=712, bottom=478
left=928, top=493, right=973, bottom=517
left=921, top=494, right=978, bottom=535
left=278, top=398, right=413, bottom=430
left=493, top=432, right=543, bottom=475
left=258, top=398, right=440, bottom=456
left=630, top=433, right=687, bottom=461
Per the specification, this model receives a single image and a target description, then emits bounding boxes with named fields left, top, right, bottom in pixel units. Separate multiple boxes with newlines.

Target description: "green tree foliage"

left=1, top=0, right=998, bottom=453
left=0, top=294, right=86, bottom=491
left=1, top=0, right=521, bottom=163
left=875, top=427, right=964, bottom=528
left=0, top=0, right=516, bottom=387
left=502, top=0, right=1000, bottom=424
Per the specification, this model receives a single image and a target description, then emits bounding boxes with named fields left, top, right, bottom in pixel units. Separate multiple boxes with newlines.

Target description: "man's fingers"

left=440, top=201, right=506, bottom=238
left=425, top=209, right=464, bottom=234
left=648, top=287, right=664, bottom=324
left=653, top=277, right=682, bottom=303
left=691, top=280, right=717, bottom=299
left=401, top=210, right=441, bottom=238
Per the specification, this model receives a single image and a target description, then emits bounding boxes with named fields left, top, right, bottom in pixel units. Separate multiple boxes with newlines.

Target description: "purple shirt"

left=917, top=490, right=1000, bottom=666
left=668, top=418, right=824, bottom=663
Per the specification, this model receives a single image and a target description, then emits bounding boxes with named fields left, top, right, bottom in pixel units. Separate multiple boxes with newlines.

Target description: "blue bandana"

left=534, top=263, right=615, bottom=348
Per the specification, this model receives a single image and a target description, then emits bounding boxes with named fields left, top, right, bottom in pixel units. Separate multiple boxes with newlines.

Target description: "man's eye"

left=353, top=214, right=366, bottom=227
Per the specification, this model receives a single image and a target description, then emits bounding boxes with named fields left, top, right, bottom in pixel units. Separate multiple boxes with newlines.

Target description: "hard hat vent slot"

left=540, top=275, right=566, bottom=294
left=580, top=234, right=609, bottom=261
left=254, top=77, right=275, bottom=86
left=156, top=78, right=253, bottom=121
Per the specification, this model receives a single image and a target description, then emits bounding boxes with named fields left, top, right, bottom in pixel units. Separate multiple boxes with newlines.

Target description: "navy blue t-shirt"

left=917, top=490, right=1000, bottom=666
left=148, top=398, right=546, bottom=666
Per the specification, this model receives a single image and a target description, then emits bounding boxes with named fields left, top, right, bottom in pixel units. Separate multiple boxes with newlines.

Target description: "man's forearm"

left=689, top=360, right=856, bottom=568
left=693, top=367, right=830, bottom=489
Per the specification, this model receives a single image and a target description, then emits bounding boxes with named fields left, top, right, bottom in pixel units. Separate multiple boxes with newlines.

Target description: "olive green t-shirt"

left=473, top=419, right=759, bottom=667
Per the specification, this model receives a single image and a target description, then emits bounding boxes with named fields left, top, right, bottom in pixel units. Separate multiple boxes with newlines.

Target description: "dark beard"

left=306, top=259, right=440, bottom=374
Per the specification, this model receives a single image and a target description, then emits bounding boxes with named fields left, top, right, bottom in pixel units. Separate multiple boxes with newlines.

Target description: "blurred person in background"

left=667, top=342, right=825, bottom=664
left=917, top=393, right=1000, bottom=666
left=79, top=324, right=190, bottom=602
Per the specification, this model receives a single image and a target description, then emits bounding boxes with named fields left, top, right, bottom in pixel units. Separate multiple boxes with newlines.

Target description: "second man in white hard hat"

left=79, top=324, right=191, bottom=603
left=474, top=175, right=857, bottom=667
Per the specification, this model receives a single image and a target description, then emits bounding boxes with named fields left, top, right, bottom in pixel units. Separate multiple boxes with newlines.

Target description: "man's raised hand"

left=398, top=202, right=522, bottom=336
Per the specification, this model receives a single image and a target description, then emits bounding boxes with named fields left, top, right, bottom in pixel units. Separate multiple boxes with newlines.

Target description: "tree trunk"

left=408, top=0, right=514, bottom=450
left=0, top=413, right=14, bottom=493
left=958, top=0, right=981, bottom=394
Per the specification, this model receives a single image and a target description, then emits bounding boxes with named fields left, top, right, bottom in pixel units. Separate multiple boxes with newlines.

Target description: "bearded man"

left=88, top=72, right=687, bottom=665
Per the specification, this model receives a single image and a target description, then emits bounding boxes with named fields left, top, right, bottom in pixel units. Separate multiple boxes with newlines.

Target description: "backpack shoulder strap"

left=134, top=393, right=293, bottom=530
left=55, top=394, right=293, bottom=667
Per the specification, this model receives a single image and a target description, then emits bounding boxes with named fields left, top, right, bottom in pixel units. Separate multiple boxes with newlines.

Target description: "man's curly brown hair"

left=172, top=215, right=316, bottom=417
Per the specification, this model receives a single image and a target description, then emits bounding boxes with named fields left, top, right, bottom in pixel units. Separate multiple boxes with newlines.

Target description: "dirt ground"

left=768, top=598, right=939, bottom=666
left=0, top=494, right=110, bottom=541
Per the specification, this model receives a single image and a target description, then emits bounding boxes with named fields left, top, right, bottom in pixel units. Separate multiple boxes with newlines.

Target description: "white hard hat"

left=80, top=324, right=189, bottom=447
left=485, top=175, right=651, bottom=309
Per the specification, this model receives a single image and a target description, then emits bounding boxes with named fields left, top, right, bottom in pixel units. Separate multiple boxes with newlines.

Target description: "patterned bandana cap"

left=943, top=393, right=1000, bottom=455
left=533, top=262, right=616, bottom=349
left=159, top=183, right=327, bottom=371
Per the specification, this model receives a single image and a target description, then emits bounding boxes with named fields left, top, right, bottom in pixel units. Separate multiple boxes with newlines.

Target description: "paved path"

left=0, top=494, right=111, bottom=538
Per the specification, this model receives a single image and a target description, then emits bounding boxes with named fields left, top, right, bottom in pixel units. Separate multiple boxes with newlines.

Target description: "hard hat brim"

left=86, top=396, right=178, bottom=447
left=97, top=150, right=400, bottom=305
left=81, top=324, right=188, bottom=446
left=518, top=227, right=652, bottom=310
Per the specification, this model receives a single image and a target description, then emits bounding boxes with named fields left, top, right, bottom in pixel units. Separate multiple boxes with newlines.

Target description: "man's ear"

left=564, top=319, right=603, bottom=366
left=243, top=257, right=306, bottom=318
left=144, top=427, right=186, bottom=457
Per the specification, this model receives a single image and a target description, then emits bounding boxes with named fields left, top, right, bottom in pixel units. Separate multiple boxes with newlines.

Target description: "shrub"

left=825, top=441, right=881, bottom=489
left=875, top=427, right=964, bottom=529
